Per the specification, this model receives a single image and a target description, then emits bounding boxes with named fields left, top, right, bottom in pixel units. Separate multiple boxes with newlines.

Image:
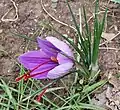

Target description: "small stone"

left=51, top=3, right=57, bottom=8
left=114, top=100, right=119, bottom=106
left=118, top=62, right=120, bottom=65
left=51, top=0, right=58, bottom=3
left=110, top=101, right=115, bottom=106
left=0, top=29, right=3, bottom=34
left=0, top=45, right=5, bottom=57
left=51, top=0, right=58, bottom=8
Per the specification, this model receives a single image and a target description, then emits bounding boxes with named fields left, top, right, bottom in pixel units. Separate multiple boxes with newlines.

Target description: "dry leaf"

left=102, top=32, right=115, bottom=41
left=105, top=75, right=120, bottom=110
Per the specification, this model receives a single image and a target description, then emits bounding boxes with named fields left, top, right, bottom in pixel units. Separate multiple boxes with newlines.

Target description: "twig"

left=1, top=0, right=18, bottom=22
left=83, top=11, right=107, bottom=28
left=99, top=47, right=119, bottom=51
left=40, top=0, right=76, bottom=31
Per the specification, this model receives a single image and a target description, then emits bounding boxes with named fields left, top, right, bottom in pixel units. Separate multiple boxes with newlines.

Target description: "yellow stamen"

left=51, top=57, right=58, bottom=62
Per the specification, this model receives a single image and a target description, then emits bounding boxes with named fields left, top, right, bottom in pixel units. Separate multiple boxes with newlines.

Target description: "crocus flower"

left=16, top=36, right=74, bottom=82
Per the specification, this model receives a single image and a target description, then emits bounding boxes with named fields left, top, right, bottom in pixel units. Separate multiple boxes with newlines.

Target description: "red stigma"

left=15, top=60, right=51, bottom=82
left=15, top=73, right=29, bottom=82
left=16, top=56, right=58, bottom=82
left=23, top=67, right=54, bottom=80
left=36, top=87, right=47, bottom=102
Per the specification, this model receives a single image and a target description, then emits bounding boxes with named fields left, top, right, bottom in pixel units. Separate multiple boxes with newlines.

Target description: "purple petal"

left=18, top=50, right=50, bottom=69
left=46, top=37, right=73, bottom=57
left=30, top=63, right=58, bottom=79
left=57, top=53, right=73, bottom=64
left=37, top=37, right=60, bottom=57
left=31, top=71, right=48, bottom=79
left=47, top=62, right=73, bottom=79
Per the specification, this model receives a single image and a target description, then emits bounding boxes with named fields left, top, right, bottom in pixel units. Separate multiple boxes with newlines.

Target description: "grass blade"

left=0, top=79, right=17, bottom=110
left=11, top=32, right=35, bottom=42
left=56, top=103, right=105, bottom=110
left=66, top=0, right=88, bottom=60
left=82, top=80, right=107, bottom=94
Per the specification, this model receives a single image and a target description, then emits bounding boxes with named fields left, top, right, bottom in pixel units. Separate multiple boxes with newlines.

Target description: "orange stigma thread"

left=51, top=57, right=58, bottom=63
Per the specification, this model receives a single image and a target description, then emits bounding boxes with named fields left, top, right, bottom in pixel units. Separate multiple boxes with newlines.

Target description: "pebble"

left=0, top=29, right=3, bottom=34
left=51, top=0, right=58, bottom=9
left=118, top=62, right=120, bottom=65
left=51, top=0, right=58, bottom=2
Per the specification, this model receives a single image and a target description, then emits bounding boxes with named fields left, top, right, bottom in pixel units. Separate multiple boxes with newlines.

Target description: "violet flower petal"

left=57, top=53, right=73, bottom=64
left=31, top=72, right=48, bottom=79
left=18, top=50, right=50, bottom=69
left=37, top=37, right=60, bottom=57
left=47, top=62, right=73, bottom=79
left=30, top=63, right=58, bottom=79
left=46, top=37, right=73, bottom=57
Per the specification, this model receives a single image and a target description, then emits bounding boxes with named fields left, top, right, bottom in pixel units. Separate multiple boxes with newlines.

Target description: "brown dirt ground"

left=0, top=0, right=120, bottom=109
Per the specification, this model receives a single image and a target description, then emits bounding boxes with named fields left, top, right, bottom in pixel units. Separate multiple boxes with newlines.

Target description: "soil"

left=0, top=0, right=120, bottom=109
left=0, top=0, right=87, bottom=79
